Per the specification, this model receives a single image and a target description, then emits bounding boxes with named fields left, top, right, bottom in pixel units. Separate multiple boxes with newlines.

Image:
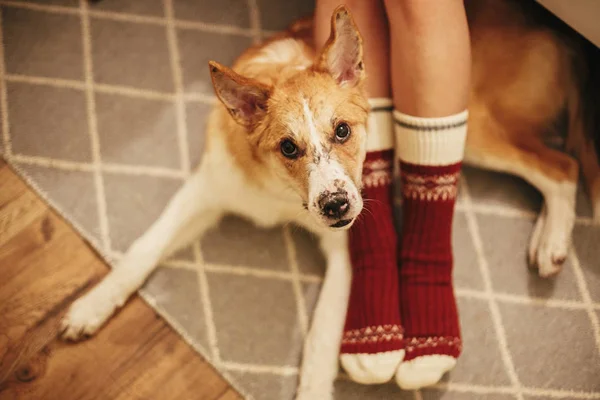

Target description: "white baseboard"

left=536, top=0, right=600, bottom=48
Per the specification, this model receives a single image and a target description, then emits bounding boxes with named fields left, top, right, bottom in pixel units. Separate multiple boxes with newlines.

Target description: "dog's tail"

left=286, top=15, right=314, bottom=48
left=566, top=37, right=600, bottom=221
left=262, top=15, right=314, bottom=49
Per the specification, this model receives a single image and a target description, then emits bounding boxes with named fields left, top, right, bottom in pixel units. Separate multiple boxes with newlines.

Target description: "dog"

left=462, top=0, right=599, bottom=277
left=60, top=0, right=599, bottom=398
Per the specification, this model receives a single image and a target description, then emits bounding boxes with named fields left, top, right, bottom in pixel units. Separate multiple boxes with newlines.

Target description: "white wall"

left=537, top=0, right=600, bottom=48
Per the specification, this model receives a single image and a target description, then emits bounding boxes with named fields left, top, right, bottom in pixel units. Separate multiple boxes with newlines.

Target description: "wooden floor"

left=0, top=160, right=240, bottom=400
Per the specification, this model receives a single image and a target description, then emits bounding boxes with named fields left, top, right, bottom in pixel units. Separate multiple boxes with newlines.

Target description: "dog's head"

left=209, top=6, right=368, bottom=230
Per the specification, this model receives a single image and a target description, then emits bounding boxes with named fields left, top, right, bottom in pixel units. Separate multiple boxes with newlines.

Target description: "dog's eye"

left=280, top=139, right=299, bottom=158
left=335, top=122, right=351, bottom=142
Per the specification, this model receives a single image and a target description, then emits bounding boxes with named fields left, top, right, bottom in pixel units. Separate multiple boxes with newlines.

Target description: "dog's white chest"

left=223, top=182, right=297, bottom=228
left=234, top=193, right=298, bottom=228
left=205, top=146, right=309, bottom=230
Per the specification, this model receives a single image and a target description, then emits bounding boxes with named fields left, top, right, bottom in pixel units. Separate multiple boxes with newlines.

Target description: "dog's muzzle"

left=318, top=191, right=353, bottom=228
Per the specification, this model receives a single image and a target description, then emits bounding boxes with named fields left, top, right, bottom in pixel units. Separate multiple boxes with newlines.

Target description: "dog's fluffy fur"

left=60, top=1, right=599, bottom=398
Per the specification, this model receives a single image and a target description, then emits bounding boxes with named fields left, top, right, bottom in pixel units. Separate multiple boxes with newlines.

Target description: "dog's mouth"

left=307, top=183, right=362, bottom=230
left=329, top=219, right=353, bottom=229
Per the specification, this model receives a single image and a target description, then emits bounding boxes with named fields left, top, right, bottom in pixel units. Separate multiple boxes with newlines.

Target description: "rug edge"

left=2, top=155, right=253, bottom=400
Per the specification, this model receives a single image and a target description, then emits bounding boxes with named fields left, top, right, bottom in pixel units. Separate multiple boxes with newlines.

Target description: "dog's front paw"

left=534, top=238, right=568, bottom=278
left=60, top=290, right=120, bottom=341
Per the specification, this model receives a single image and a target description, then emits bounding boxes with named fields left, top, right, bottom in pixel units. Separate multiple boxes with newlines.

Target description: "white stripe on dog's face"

left=303, top=99, right=322, bottom=156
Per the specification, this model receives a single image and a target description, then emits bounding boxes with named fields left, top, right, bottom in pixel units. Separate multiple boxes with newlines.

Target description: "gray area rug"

left=2, top=1, right=600, bottom=399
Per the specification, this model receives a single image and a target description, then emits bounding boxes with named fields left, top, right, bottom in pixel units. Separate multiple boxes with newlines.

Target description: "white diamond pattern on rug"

left=444, top=298, right=511, bottom=387
left=421, top=391, right=517, bottom=400
left=1, top=1, right=600, bottom=400
left=95, top=93, right=180, bottom=168
left=201, top=215, right=290, bottom=271
left=334, top=380, right=416, bottom=400
left=103, top=172, right=183, bottom=252
left=16, top=163, right=101, bottom=240
left=228, top=371, right=298, bottom=400
left=7, top=81, right=92, bottom=162
left=207, top=271, right=304, bottom=366
left=142, top=266, right=209, bottom=351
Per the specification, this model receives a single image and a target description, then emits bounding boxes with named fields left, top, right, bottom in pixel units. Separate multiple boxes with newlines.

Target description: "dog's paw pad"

left=552, top=255, right=566, bottom=265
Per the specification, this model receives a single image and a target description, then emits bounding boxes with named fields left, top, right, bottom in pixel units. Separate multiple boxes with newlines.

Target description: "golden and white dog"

left=60, top=1, right=599, bottom=398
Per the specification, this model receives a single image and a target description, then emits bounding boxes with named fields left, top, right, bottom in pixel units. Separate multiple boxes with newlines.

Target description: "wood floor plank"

left=2, top=299, right=232, bottom=400
left=0, top=163, right=238, bottom=400
left=0, top=162, right=27, bottom=209
left=0, top=163, right=106, bottom=382
left=0, top=175, right=46, bottom=247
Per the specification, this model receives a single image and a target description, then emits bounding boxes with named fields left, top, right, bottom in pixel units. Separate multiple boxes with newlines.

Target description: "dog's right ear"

left=316, top=5, right=365, bottom=88
left=209, top=61, right=272, bottom=129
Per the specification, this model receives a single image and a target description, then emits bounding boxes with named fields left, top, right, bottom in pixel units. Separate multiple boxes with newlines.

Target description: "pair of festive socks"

left=340, top=98, right=467, bottom=389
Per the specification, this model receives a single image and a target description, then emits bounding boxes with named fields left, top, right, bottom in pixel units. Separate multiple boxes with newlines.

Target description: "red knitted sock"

left=393, top=110, right=468, bottom=390
left=339, top=99, right=404, bottom=384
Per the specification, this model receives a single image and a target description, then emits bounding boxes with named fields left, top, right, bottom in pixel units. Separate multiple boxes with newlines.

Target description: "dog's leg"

left=61, top=168, right=223, bottom=340
left=296, top=230, right=351, bottom=400
left=527, top=171, right=576, bottom=277
left=465, top=136, right=578, bottom=277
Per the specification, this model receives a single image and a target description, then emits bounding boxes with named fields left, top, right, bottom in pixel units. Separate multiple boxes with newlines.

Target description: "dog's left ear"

left=208, top=61, right=272, bottom=129
left=317, top=5, right=365, bottom=88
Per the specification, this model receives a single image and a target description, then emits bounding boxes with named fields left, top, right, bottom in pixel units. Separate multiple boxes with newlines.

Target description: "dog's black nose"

left=320, top=193, right=350, bottom=219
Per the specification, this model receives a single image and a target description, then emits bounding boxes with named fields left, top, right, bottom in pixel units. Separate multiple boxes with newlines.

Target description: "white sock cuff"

left=394, top=110, right=468, bottom=166
left=366, top=98, right=394, bottom=152
left=369, top=98, right=393, bottom=110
